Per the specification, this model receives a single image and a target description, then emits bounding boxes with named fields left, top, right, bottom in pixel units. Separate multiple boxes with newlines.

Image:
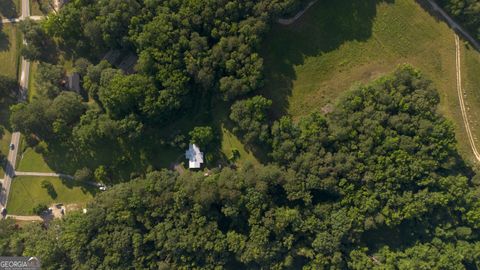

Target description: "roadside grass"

left=0, top=24, right=21, bottom=80
left=7, top=176, right=95, bottom=215
left=0, top=24, right=20, bottom=177
left=0, top=0, right=20, bottom=19
left=17, top=147, right=54, bottom=172
left=30, top=0, right=52, bottom=16
left=261, top=0, right=480, bottom=165
left=27, top=61, right=37, bottom=101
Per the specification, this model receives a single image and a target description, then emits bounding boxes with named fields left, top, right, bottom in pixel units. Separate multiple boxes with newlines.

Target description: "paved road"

left=21, top=0, right=30, bottom=18
left=425, top=0, right=480, bottom=51
left=0, top=132, right=20, bottom=207
left=15, top=171, right=73, bottom=179
left=1, top=16, right=44, bottom=24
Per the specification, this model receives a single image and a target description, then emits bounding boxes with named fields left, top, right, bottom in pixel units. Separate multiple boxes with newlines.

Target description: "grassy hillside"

left=261, top=0, right=480, bottom=166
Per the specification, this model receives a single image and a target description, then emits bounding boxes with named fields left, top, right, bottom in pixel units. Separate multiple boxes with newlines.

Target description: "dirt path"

left=6, top=215, right=42, bottom=221
left=455, top=34, right=480, bottom=162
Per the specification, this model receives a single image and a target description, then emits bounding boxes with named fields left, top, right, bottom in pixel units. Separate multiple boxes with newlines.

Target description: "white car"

left=9, top=143, right=14, bottom=150
left=99, top=186, right=107, bottom=191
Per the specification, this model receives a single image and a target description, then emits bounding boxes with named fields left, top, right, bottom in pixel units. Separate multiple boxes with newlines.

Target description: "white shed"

left=185, top=144, right=204, bottom=169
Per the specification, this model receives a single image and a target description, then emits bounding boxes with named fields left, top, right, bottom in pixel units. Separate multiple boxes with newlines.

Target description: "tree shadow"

left=0, top=0, right=19, bottom=19
left=0, top=23, right=10, bottom=52
left=260, top=0, right=395, bottom=118
left=41, top=180, right=57, bottom=199
left=58, top=175, right=99, bottom=197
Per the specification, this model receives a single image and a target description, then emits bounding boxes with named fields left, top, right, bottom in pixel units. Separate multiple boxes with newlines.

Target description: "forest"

left=3, top=0, right=480, bottom=268
left=438, top=0, right=480, bottom=40
left=10, top=0, right=309, bottom=180
left=2, top=66, right=480, bottom=269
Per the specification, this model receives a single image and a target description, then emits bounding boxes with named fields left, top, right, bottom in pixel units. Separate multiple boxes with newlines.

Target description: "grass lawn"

left=27, top=62, right=38, bottom=101
left=7, top=176, right=95, bottom=215
left=261, top=0, right=480, bottom=166
left=0, top=24, right=20, bottom=177
left=0, top=0, right=20, bottom=18
left=17, top=147, right=54, bottom=172
left=220, top=126, right=260, bottom=167
left=0, top=24, right=21, bottom=80
left=461, top=44, right=480, bottom=166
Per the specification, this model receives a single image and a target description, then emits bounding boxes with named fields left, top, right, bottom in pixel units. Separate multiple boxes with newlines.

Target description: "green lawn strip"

left=0, top=24, right=21, bottom=80
left=17, top=147, right=54, bottom=172
left=220, top=126, right=259, bottom=167
left=27, top=61, right=37, bottom=101
left=261, top=0, right=480, bottom=164
left=7, top=176, right=95, bottom=215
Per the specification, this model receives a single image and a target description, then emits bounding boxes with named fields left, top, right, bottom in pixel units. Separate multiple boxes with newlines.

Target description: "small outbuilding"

left=67, top=72, right=81, bottom=93
left=185, top=144, right=204, bottom=169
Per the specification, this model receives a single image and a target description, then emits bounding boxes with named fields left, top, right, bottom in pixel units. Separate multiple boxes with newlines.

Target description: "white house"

left=185, top=144, right=204, bottom=169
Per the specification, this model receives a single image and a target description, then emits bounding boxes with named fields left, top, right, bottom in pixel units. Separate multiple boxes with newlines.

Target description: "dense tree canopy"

left=438, top=0, right=480, bottom=40
left=20, top=19, right=56, bottom=62
left=42, top=0, right=307, bottom=124
left=4, top=66, right=480, bottom=269
left=230, top=95, right=272, bottom=145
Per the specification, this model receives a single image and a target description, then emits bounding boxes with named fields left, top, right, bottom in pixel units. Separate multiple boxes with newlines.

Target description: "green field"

left=0, top=0, right=20, bottom=18
left=261, top=0, right=480, bottom=165
left=7, top=176, right=95, bottom=215
left=17, top=147, right=54, bottom=172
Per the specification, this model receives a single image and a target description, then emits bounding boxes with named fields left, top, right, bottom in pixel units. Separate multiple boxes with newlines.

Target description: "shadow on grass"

left=0, top=23, right=10, bottom=52
left=0, top=0, right=18, bottom=19
left=59, top=175, right=99, bottom=197
left=261, top=0, right=395, bottom=118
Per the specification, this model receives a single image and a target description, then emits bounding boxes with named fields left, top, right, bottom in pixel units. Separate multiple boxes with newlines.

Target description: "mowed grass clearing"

left=261, top=0, right=480, bottom=165
left=460, top=44, right=480, bottom=166
left=7, top=176, right=95, bottom=215
left=17, top=147, right=54, bottom=172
